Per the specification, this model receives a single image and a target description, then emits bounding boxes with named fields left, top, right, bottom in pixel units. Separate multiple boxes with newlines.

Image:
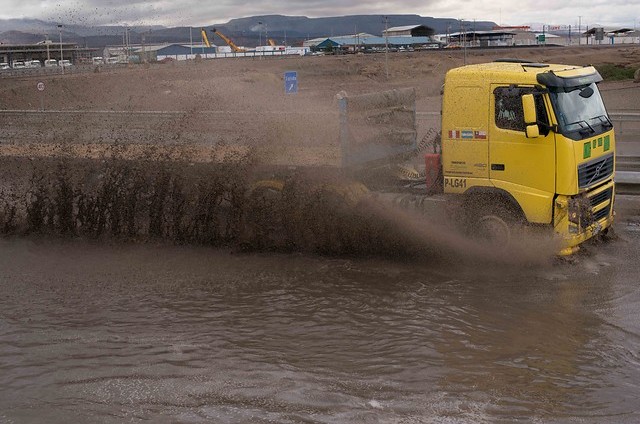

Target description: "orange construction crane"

left=211, top=28, right=246, bottom=52
left=201, top=28, right=211, bottom=48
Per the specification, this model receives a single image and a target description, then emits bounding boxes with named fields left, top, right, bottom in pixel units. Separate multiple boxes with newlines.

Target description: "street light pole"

left=384, top=16, right=389, bottom=80
left=58, top=24, right=64, bottom=74
left=461, top=19, right=467, bottom=65
left=578, top=16, right=582, bottom=45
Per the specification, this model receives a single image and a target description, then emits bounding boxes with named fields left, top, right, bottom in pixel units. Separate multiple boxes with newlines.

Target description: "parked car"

left=92, top=57, right=104, bottom=65
left=26, top=60, right=42, bottom=68
left=12, top=61, right=26, bottom=69
left=44, top=59, right=58, bottom=67
left=59, top=59, right=73, bottom=68
left=0, top=62, right=10, bottom=70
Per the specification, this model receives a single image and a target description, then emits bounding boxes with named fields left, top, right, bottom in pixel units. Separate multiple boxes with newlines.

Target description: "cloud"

left=0, top=0, right=637, bottom=28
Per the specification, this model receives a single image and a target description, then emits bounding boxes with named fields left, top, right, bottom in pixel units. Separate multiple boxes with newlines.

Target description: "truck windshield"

left=550, top=83, right=611, bottom=140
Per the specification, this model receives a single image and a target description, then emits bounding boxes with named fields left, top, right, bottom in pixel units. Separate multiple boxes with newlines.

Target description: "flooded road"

left=1, top=229, right=640, bottom=423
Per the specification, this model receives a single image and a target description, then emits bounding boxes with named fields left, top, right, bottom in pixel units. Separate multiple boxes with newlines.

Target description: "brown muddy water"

left=1, top=227, right=639, bottom=423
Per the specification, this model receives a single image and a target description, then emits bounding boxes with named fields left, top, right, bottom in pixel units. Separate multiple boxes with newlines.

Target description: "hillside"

left=0, top=14, right=495, bottom=48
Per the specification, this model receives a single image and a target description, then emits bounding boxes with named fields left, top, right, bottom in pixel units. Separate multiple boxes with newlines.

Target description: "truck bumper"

left=557, top=213, right=614, bottom=256
left=555, top=181, right=615, bottom=256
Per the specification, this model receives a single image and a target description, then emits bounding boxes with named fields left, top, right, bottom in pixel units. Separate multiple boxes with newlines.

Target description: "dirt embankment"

left=1, top=45, right=639, bottom=113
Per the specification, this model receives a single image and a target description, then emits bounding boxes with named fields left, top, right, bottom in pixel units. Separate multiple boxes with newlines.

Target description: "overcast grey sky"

left=0, top=0, right=638, bottom=29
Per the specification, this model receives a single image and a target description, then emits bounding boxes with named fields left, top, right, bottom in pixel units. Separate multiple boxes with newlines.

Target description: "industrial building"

left=105, top=44, right=219, bottom=62
left=302, top=23, right=440, bottom=53
left=304, top=33, right=441, bottom=53
left=435, top=30, right=517, bottom=47
left=0, top=42, right=96, bottom=65
left=382, top=25, right=435, bottom=37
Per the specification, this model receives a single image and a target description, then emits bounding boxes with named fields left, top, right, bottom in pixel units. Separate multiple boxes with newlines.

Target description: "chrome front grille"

left=578, top=153, right=614, bottom=189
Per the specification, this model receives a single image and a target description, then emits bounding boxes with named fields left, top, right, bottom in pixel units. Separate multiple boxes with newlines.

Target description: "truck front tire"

left=467, top=201, right=524, bottom=247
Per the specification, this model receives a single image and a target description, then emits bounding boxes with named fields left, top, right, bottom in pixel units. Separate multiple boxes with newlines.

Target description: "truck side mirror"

left=522, top=94, right=540, bottom=138
left=525, top=124, right=540, bottom=138
left=522, top=94, right=537, bottom=124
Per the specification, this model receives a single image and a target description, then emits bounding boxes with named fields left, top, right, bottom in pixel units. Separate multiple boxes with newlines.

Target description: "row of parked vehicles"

left=91, top=56, right=121, bottom=65
left=0, top=59, right=74, bottom=71
left=1, top=56, right=125, bottom=72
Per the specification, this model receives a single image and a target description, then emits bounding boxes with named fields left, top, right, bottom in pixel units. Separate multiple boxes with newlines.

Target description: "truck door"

left=489, top=85, right=555, bottom=223
left=441, top=85, right=489, bottom=183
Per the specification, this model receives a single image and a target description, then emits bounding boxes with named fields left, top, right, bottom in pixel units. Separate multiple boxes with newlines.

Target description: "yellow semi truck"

left=337, top=60, right=615, bottom=254
left=438, top=60, right=615, bottom=254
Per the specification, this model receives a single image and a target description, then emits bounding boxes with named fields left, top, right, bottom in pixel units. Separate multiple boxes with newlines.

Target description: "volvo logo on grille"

left=587, top=159, right=606, bottom=186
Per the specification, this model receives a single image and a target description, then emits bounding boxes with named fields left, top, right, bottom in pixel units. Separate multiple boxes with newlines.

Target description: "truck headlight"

left=568, top=198, right=580, bottom=225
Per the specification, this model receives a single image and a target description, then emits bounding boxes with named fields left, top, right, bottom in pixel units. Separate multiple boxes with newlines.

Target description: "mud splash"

left=0, top=154, right=557, bottom=266
left=0, top=156, right=248, bottom=244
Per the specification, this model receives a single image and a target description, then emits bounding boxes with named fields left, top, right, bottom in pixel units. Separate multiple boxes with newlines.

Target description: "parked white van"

left=59, top=59, right=73, bottom=68
left=12, top=61, right=26, bottom=69
left=27, top=60, right=42, bottom=68
left=44, top=59, right=58, bottom=67
left=0, top=62, right=10, bottom=70
left=92, top=57, right=104, bottom=65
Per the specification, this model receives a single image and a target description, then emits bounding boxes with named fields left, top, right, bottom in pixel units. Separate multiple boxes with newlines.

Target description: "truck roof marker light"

left=494, top=58, right=534, bottom=63
left=522, top=63, right=549, bottom=68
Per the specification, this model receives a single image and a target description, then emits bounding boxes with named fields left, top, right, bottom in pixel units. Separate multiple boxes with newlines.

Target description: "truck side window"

left=494, top=87, right=549, bottom=134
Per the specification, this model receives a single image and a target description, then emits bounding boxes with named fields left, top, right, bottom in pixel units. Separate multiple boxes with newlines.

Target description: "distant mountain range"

left=0, top=15, right=496, bottom=48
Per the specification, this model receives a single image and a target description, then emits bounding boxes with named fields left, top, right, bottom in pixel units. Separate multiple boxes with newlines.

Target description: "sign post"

left=284, top=71, right=298, bottom=95
left=37, top=81, right=45, bottom=110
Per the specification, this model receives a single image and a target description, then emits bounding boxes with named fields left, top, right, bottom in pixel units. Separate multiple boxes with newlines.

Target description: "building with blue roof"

left=303, top=31, right=441, bottom=53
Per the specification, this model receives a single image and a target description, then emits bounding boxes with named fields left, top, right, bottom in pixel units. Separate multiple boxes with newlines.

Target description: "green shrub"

left=595, top=64, right=636, bottom=81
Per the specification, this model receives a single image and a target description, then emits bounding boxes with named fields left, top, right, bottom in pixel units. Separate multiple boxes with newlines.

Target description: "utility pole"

left=141, top=32, right=146, bottom=63
left=58, top=24, right=64, bottom=74
left=578, top=16, right=582, bottom=45
left=124, top=26, right=128, bottom=62
left=384, top=16, right=389, bottom=79
left=128, top=28, right=132, bottom=61
left=473, top=18, right=476, bottom=46
left=461, top=19, right=467, bottom=65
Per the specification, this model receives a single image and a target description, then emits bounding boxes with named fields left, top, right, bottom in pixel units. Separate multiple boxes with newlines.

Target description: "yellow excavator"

left=267, top=39, right=277, bottom=47
left=211, top=28, right=246, bottom=52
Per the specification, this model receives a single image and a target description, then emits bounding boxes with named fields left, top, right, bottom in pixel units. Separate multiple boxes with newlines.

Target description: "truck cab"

left=441, top=61, right=615, bottom=254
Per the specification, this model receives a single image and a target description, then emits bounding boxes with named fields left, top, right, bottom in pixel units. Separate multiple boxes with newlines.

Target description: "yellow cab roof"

left=447, top=61, right=598, bottom=86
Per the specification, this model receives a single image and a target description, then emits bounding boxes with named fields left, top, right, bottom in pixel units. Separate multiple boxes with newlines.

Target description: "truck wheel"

left=469, top=203, right=522, bottom=246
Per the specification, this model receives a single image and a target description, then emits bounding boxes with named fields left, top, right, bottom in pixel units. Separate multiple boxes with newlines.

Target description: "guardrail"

left=610, top=112, right=640, bottom=138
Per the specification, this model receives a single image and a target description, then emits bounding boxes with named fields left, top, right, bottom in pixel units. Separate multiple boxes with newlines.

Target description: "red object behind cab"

left=424, top=153, right=442, bottom=193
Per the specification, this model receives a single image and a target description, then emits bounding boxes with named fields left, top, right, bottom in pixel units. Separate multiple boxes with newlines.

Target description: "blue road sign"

left=284, top=71, right=298, bottom=94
